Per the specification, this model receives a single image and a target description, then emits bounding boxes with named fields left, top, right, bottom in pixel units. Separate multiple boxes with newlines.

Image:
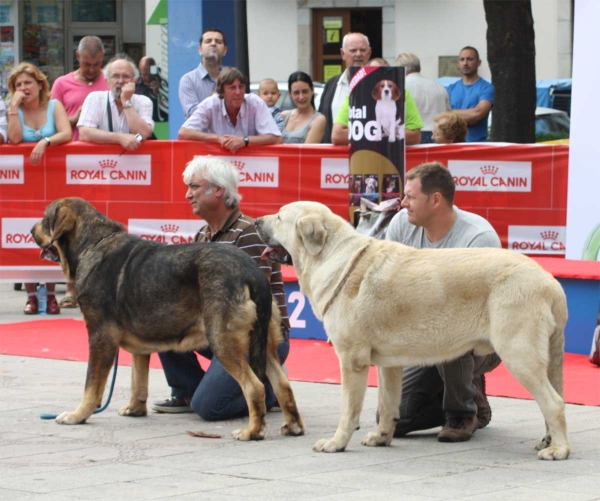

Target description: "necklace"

left=76, top=70, right=99, bottom=86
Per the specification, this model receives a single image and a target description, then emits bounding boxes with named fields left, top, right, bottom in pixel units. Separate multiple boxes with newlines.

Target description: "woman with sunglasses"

left=6, top=62, right=72, bottom=315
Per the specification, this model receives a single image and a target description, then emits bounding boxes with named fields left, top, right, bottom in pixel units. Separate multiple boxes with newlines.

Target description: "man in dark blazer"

left=318, top=32, right=371, bottom=143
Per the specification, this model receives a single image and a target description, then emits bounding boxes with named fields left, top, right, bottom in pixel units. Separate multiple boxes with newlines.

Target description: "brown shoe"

left=46, top=295, right=61, bottom=314
left=24, top=296, right=38, bottom=315
left=437, top=415, right=478, bottom=443
left=474, top=375, right=492, bottom=429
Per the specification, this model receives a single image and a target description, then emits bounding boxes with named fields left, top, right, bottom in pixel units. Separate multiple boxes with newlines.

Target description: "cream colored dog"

left=256, top=201, right=570, bottom=460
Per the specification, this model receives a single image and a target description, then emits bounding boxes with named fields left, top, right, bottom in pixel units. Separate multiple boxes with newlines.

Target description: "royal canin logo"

left=320, top=158, right=350, bottom=189
left=230, top=160, right=245, bottom=171
left=67, top=155, right=151, bottom=185
left=480, top=165, right=499, bottom=175
left=99, top=159, right=118, bottom=169
left=448, top=160, right=532, bottom=192
left=1, top=218, right=41, bottom=248
left=0, top=155, right=25, bottom=185
left=129, top=219, right=200, bottom=245
left=204, top=156, right=279, bottom=188
left=161, top=224, right=179, bottom=233
left=508, top=226, right=566, bottom=255
left=541, top=231, right=559, bottom=240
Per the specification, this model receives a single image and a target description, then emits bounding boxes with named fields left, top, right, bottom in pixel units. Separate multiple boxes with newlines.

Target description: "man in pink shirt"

left=50, top=35, right=108, bottom=308
left=51, top=36, right=108, bottom=141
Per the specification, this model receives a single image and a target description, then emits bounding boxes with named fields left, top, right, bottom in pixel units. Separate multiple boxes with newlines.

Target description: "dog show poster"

left=348, top=66, right=405, bottom=210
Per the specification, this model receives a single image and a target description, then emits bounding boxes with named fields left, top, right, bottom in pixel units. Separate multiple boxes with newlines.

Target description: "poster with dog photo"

left=382, top=173, right=400, bottom=201
left=350, top=174, right=363, bottom=205
left=347, top=66, right=405, bottom=213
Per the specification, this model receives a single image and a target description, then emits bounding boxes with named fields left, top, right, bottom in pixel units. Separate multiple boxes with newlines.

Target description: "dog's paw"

left=538, top=445, right=570, bottom=460
left=55, top=411, right=86, bottom=425
left=535, top=434, right=552, bottom=451
left=281, top=421, right=305, bottom=437
left=118, top=404, right=147, bottom=417
left=313, top=438, right=345, bottom=453
left=361, top=431, right=391, bottom=447
left=232, top=427, right=265, bottom=441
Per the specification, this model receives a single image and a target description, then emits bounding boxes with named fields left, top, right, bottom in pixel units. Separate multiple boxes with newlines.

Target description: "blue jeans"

left=158, top=339, right=290, bottom=421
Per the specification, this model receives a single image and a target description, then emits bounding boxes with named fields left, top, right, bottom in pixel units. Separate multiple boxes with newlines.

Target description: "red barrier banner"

left=0, top=141, right=568, bottom=281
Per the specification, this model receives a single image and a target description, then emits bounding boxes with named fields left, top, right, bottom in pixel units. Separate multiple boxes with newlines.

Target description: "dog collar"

left=321, top=242, right=372, bottom=318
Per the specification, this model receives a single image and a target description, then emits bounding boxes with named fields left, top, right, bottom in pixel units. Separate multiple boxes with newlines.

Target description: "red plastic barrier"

left=0, top=141, right=569, bottom=281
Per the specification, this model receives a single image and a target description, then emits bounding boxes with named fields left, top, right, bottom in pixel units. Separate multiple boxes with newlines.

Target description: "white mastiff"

left=256, top=201, right=570, bottom=460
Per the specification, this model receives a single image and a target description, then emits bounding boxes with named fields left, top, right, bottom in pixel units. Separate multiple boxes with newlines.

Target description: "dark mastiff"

left=31, top=197, right=305, bottom=441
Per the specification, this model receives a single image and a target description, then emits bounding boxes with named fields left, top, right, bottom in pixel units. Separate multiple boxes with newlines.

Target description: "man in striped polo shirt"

left=153, top=156, right=290, bottom=419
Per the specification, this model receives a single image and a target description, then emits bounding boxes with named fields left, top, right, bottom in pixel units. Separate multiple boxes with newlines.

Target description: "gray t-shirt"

left=386, top=206, right=501, bottom=249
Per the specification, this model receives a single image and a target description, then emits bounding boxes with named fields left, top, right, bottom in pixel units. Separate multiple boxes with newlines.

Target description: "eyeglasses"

left=109, top=73, right=133, bottom=81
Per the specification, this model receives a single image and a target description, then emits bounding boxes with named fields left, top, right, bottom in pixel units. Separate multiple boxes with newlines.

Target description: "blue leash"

left=40, top=352, right=119, bottom=420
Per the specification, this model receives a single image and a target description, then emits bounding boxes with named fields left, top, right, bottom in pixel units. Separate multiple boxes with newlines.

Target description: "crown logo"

left=161, top=224, right=179, bottom=233
left=99, top=159, right=118, bottom=169
left=480, top=165, right=498, bottom=175
left=541, top=231, right=559, bottom=240
left=230, top=160, right=246, bottom=171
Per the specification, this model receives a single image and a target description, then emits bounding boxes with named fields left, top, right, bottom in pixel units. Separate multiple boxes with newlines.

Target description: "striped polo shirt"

left=195, top=208, right=290, bottom=336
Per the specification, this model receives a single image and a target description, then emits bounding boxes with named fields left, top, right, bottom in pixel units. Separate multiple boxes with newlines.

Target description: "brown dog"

left=31, top=197, right=305, bottom=441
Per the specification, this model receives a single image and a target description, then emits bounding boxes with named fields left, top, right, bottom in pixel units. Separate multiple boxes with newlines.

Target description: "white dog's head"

left=372, top=80, right=401, bottom=102
left=256, top=202, right=352, bottom=268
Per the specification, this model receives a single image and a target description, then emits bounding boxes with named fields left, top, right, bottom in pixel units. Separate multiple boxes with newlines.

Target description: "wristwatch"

left=43, top=137, right=51, bottom=145
left=243, top=136, right=249, bottom=147
left=123, top=100, right=133, bottom=108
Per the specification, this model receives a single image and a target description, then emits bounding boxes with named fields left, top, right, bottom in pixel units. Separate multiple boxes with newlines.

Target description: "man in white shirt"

left=78, top=54, right=154, bottom=150
left=179, top=28, right=227, bottom=119
left=178, top=67, right=282, bottom=153
left=318, top=32, right=371, bottom=143
left=396, top=53, right=451, bottom=144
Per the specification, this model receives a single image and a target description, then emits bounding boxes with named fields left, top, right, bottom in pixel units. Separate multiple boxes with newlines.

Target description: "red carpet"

left=1, top=319, right=598, bottom=406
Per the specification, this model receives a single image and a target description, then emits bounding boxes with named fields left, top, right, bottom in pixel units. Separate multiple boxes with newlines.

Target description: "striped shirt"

left=77, top=91, right=154, bottom=133
left=194, top=208, right=290, bottom=336
left=178, top=63, right=217, bottom=119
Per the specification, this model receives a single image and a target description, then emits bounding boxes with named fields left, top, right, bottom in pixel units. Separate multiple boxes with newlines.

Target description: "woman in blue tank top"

left=6, top=62, right=72, bottom=316
left=6, top=62, right=71, bottom=165
left=281, top=71, right=326, bottom=144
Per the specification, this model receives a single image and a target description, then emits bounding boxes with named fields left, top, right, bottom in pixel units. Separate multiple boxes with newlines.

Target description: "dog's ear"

left=372, top=82, right=381, bottom=100
left=296, top=215, right=327, bottom=256
left=392, top=83, right=401, bottom=101
left=50, top=204, right=76, bottom=243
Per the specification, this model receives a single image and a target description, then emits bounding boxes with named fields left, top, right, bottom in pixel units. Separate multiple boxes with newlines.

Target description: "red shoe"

left=24, top=296, right=38, bottom=315
left=46, top=295, right=61, bottom=314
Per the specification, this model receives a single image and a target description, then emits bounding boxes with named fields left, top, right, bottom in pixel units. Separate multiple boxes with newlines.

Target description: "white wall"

left=394, top=0, right=570, bottom=80
left=247, top=0, right=298, bottom=83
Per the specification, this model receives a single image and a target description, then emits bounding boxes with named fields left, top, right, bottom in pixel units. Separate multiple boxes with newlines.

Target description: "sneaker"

left=474, top=375, right=492, bottom=429
left=437, top=415, right=478, bottom=443
left=152, top=397, right=192, bottom=413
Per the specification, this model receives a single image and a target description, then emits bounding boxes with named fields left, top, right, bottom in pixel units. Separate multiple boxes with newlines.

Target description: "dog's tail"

left=247, top=280, right=271, bottom=383
left=547, top=282, right=568, bottom=398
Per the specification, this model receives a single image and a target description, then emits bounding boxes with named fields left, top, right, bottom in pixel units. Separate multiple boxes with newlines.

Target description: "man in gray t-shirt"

left=385, top=161, right=501, bottom=442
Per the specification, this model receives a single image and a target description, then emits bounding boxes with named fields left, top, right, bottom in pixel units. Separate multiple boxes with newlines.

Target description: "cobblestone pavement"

left=1, top=284, right=599, bottom=500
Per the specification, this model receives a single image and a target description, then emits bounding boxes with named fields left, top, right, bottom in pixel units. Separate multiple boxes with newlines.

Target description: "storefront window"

left=23, top=0, right=65, bottom=86
left=72, top=0, right=117, bottom=23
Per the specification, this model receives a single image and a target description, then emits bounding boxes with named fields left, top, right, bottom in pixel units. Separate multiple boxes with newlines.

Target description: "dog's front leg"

left=388, top=119, right=396, bottom=142
left=313, top=356, right=370, bottom=452
left=119, top=354, right=150, bottom=417
left=362, top=366, right=403, bottom=447
left=56, top=334, right=118, bottom=424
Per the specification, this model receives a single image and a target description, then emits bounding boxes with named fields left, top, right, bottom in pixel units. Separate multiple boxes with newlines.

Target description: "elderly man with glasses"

left=78, top=54, right=154, bottom=150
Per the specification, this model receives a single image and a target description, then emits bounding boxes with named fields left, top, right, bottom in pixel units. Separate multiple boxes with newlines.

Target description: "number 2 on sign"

left=288, top=291, right=306, bottom=328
